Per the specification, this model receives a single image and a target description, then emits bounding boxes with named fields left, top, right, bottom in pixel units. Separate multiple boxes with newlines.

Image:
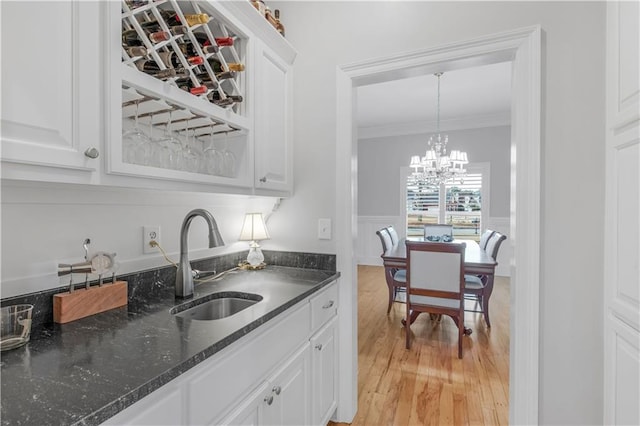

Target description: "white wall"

left=272, top=1, right=605, bottom=424
left=0, top=181, right=281, bottom=298
left=358, top=126, right=511, bottom=217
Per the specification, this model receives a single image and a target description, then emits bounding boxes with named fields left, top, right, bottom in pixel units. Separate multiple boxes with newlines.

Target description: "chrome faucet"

left=175, top=209, right=225, bottom=298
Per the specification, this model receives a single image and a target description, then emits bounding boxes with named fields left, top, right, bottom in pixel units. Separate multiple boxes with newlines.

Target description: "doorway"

left=335, top=26, right=541, bottom=424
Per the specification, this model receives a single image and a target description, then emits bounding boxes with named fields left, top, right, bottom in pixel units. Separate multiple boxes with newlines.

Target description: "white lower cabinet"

left=221, top=344, right=310, bottom=426
left=310, top=317, right=338, bottom=425
left=102, top=280, right=338, bottom=426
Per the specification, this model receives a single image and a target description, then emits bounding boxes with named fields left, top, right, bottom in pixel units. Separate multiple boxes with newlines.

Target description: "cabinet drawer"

left=310, top=282, right=338, bottom=331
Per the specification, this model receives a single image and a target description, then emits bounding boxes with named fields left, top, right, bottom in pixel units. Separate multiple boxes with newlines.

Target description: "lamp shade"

left=239, top=213, right=270, bottom=241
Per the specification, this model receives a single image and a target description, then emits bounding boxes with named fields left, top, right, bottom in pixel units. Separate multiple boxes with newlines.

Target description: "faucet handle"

left=192, top=269, right=218, bottom=280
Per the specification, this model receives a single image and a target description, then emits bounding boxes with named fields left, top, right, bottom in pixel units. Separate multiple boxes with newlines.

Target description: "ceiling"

left=356, top=61, right=512, bottom=139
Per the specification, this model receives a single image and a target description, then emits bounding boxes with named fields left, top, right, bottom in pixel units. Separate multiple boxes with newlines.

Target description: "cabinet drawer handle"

left=84, top=147, right=100, bottom=159
left=272, top=385, right=281, bottom=395
left=259, top=176, right=267, bottom=183
left=315, top=344, right=323, bottom=351
left=322, top=300, right=334, bottom=309
left=264, top=395, right=274, bottom=405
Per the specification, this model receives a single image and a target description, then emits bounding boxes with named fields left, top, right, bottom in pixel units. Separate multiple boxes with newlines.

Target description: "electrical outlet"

left=143, top=226, right=160, bottom=254
left=318, top=218, right=332, bottom=240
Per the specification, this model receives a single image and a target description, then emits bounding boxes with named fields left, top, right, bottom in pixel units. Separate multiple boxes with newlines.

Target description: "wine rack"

left=118, top=0, right=250, bottom=179
left=121, top=0, right=245, bottom=114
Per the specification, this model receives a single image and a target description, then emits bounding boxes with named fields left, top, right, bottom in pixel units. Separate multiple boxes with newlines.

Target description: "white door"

left=604, top=2, right=640, bottom=425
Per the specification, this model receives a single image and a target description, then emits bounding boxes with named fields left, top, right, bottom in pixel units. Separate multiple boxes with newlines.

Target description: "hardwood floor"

left=332, top=265, right=510, bottom=425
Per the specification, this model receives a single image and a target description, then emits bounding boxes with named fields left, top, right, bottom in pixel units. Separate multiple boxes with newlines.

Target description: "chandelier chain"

left=409, top=71, right=468, bottom=186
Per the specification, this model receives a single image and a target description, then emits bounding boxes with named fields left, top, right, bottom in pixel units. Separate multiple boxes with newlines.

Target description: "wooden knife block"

left=53, top=281, right=128, bottom=324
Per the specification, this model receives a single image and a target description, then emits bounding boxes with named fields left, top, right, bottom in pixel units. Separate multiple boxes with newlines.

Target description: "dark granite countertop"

left=0, top=266, right=339, bottom=426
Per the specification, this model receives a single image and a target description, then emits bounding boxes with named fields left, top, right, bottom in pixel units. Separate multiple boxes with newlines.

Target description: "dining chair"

left=423, top=224, right=453, bottom=241
left=376, top=227, right=393, bottom=253
left=386, top=225, right=400, bottom=246
left=464, top=231, right=507, bottom=327
left=405, top=240, right=467, bottom=358
left=376, top=227, right=407, bottom=313
left=478, top=229, right=496, bottom=250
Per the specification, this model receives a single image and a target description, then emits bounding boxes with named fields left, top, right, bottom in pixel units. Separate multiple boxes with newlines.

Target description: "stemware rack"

left=122, top=85, right=245, bottom=178
left=121, top=0, right=245, bottom=114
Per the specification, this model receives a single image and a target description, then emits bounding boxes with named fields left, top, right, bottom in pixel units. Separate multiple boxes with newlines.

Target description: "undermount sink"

left=171, top=292, right=263, bottom=321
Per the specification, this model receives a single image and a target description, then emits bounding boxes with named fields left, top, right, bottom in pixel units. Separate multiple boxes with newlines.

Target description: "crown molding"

left=358, top=112, right=511, bottom=140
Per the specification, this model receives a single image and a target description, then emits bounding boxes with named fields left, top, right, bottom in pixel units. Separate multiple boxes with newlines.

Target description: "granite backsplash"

left=0, top=250, right=336, bottom=329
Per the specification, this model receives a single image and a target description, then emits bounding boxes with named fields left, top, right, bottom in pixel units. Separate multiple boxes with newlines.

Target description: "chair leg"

left=405, top=305, right=411, bottom=349
left=482, top=294, right=491, bottom=328
left=450, top=315, right=465, bottom=358
left=458, top=319, right=463, bottom=359
left=387, top=283, right=394, bottom=314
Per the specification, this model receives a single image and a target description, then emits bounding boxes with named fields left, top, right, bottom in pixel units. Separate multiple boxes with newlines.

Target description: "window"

left=404, top=166, right=488, bottom=240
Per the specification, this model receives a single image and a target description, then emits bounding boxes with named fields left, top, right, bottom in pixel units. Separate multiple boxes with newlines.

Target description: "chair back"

left=485, top=232, right=507, bottom=261
left=423, top=224, right=453, bottom=241
left=376, top=228, right=393, bottom=253
left=406, top=241, right=465, bottom=303
left=386, top=226, right=399, bottom=246
left=479, top=229, right=496, bottom=250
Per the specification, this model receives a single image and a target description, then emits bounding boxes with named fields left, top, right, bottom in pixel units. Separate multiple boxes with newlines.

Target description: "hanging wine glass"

left=136, top=111, right=155, bottom=167
left=192, top=133, right=206, bottom=175
left=122, top=100, right=150, bottom=165
left=221, top=130, right=236, bottom=177
left=159, top=111, right=184, bottom=170
left=203, top=125, right=224, bottom=176
left=182, top=120, right=200, bottom=173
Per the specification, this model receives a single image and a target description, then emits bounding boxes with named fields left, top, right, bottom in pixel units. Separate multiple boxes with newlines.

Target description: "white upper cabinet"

left=0, top=1, right=102, bottom=184
left=2, top=1, right=296, bottom=196
left=254, top=40, right=293, bottom=193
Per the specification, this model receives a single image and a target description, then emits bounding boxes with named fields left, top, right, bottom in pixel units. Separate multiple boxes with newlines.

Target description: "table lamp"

left=239, top=212, right=270, bottom=267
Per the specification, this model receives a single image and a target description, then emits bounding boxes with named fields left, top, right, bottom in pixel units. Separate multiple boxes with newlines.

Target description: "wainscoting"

left=357, top=215, right=511, bottom=277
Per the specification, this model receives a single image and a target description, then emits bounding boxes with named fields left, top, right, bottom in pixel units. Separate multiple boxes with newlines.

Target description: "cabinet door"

left=0, top=1, right=101, bottom=183
left=218, top=382, right=270, bottom=426
left=263, top=343, right=311, bottom=426
left=254, top=41, right=293, bottom=194
left=310, top=317, right=338, bottom=425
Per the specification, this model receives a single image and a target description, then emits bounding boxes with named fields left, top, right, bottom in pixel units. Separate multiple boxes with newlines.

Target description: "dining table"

left=381, top=238, right=497, bottom=330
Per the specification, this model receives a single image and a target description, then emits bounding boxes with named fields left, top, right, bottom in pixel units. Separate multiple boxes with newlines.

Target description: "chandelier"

left=409, top=72, right=469, bottom=186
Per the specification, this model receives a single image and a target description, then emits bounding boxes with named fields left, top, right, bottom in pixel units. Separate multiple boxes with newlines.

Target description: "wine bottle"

left=214, top=37, right=234, bottom=47
left=138, top=20, right=189, bottom=36
left=215, top=71, right=236, bottom=81
left=265, top=7, right=278, bottom=28
left=124, top=0, right=147, bottom=10
left=122, top=29, right=169, bottom=46
left=125, top=46, right=147, bottom=57
left=208, top=58, right=245, bottom=73
left=250, top=0, right=266, bottom=16
left=156, top=10, right=209, bottom=27
left=189, top=85, right=208, bottom=95
left=274, top=9, right=285, bottom=37
left=134, top=59, right=178, bottom=79
left=191, top=72, right=220, bottom=90
left=209, top=90, right=243, bottom=106
left=177, top=32, right=219, bottom=56
left=159, top=51, right=204, bottom=68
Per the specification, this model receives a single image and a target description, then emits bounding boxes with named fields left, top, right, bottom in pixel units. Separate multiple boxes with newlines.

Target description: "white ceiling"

left=356, top=61, right=512, bottom=139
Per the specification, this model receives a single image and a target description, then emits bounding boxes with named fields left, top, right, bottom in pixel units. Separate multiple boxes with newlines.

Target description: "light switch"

left=318, top=218, right=332, bottom=240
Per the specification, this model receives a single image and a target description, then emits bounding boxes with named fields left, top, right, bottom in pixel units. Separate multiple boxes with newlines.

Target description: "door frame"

left=335, top=26, right=542, bottom=424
